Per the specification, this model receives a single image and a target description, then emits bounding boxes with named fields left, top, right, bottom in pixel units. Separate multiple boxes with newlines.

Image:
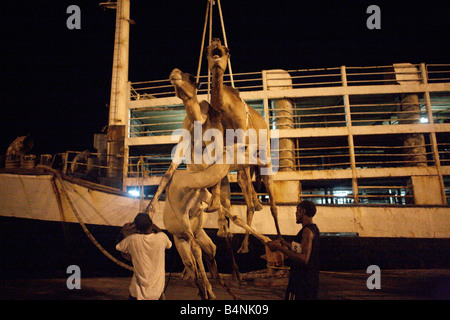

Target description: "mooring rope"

left=37, top=165, right=134, bottom=271
left=38, top=165, right=242, bottom=299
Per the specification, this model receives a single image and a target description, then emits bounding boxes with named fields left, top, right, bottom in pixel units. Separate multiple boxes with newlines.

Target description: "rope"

left=197, top=0, right=235, bottom=103
left=37, top=165, right=134, bottom=272
left=207, top=0, right=213, bottom=102
left=137, top=156, right=145, bottom=212
left=196, top=1, right=210, bottom=84
left=216, top=0, right=234, bottom=87
left=38, top=166, right=239, bottom=299
left=39, top=166, right=188, bottom=297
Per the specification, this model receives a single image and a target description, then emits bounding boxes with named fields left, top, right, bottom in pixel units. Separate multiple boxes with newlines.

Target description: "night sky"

left=1, top=0, right=449, bottom=155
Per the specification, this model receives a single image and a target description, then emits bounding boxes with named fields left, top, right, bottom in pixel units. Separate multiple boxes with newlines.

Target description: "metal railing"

left=129, top=97, right=449, bottom=136
left=127, top=154, right=179, bottom=177
left=437, top=142, right=450, bottom=166
left=300, top=193, right=355, bottom=205
left=125, top=63, right=450, bottom=205
left=130, top=63, right=450, bottom=101
left=269, top=102, right=347, bottom=129
left=353, top=142, right=434, bottom=168
left=130, top=71, right=264, bottom=100
left=357, top=184, right=413, bottom=205
left=291, top=145, right=351, bottom=171
left=300, top=178, right=414, bottom=205
left=426, top=64, right=450, bottom=83
left=351, top=102, right=426, bottom=126
left=129, top=104, right=186, bottom=137
left=62, top=151, right=122, bottom=180
left=444, top=176, right=450, bottom=205
left=126, top=138, right=436, bottom=179
left=129, top=64, right=450, bottom=136
left=430, top=97, right=450, bottom=123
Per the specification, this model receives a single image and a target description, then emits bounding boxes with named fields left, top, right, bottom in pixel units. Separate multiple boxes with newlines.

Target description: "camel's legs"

left=237, top=214, right=254, bottom=254
left=195, top=229, right=241, bottom=299
left=173, top=235, right=215, bottom=300
left=249, top=167, right=264, bottom=211
left=219, top=176, right=242, bottom=281
left=236, top=167, right=264, bottom=254
left=146, top=162, right=179, bottom=215
left=208, top=177, right=231, bottom=238
left=204, top=182, right=221, bottom=212
left=203, top=116, right=224, bottom=214
left=220, top=205, right=271, bottom=245
left=189, top=234, right=216, bottom=300
left=237, top=169, right=255, bottom=212
left=195, top=229, right=218, bottom=277
left=236, top=169, right=255, bottom=254
left=261, top=168, right=282, bottom=237
left=173, top=236, right=206, bottom=299
left=225, top=237, right=242, bottom=282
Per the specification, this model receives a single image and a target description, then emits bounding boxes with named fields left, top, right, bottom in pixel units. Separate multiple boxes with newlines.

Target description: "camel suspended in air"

left=148, top=68, right=228, bottom=237
left=148, top=68, right=244, bottom=279
left=206, top=38, right=282, bottom=253
left=147, top=68, right=272, bottom=247
left=162, top=137, right=271, bottom=300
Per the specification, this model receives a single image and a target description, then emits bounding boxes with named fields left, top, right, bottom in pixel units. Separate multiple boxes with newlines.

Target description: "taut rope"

left=197, top=0, right=235, bottom=103
left=37, top=165, right=134, bottom=271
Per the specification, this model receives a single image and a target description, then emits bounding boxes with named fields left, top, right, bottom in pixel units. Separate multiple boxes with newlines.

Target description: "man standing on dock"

left=116, top=213, right=172, bottom=300
left=267, top=200, right=320, bottom=300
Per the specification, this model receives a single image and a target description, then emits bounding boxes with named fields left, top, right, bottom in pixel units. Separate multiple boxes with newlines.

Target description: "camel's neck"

left=184, top=98, right=206, bottom=124
left=211, top=72, right=226, bottom=109
left=179, top=162, right=230, bottom=190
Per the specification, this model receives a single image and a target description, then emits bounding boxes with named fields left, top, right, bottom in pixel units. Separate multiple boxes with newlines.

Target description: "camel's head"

left=170, top=68, right=208, bottom=124
left=170, top=68, right=198, bottom=101
left=206, top=38, right=230, bottom=73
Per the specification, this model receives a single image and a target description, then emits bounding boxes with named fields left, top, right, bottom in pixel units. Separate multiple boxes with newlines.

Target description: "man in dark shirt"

left=267, top=200, right=320, bottom=300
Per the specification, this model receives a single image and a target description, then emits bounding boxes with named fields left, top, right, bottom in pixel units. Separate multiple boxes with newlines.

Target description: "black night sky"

left=1, top=0, right=449, bottom=155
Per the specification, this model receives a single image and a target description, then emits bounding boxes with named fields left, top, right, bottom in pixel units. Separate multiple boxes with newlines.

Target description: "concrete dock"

left=1, top=269, right=448, bottom=300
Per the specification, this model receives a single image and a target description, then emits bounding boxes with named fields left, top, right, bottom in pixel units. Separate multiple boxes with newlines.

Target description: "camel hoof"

left=208, top=291, right=217, bottom=300
left=217, top=228, right=233, bottom=238
left=237, top=245, right=249, bottom=254
left=180, top=268, right=192, bottom=280
left=204, top=196, right=221, bottom=212
left=204, top=206, right=220, bottom=213
left=217, top=222, right=232, bottom=238
left=231, top=270, right=242, bottom=283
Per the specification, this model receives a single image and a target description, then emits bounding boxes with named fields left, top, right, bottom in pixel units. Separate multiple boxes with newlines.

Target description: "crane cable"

left=196, top=0, right=235, bottom=103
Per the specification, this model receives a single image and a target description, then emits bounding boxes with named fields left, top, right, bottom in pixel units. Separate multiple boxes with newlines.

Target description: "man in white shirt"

left=116, top=213, right=172, bottom=300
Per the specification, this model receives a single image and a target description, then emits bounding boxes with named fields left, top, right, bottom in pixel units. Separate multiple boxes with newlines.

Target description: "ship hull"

left=1, top=172, right=449, bottom=279
left=1, top=172, right=449, bottom=237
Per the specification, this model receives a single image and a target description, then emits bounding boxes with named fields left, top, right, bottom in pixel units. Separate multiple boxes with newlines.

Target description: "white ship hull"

left=1, top=172, right=449, bottom=238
